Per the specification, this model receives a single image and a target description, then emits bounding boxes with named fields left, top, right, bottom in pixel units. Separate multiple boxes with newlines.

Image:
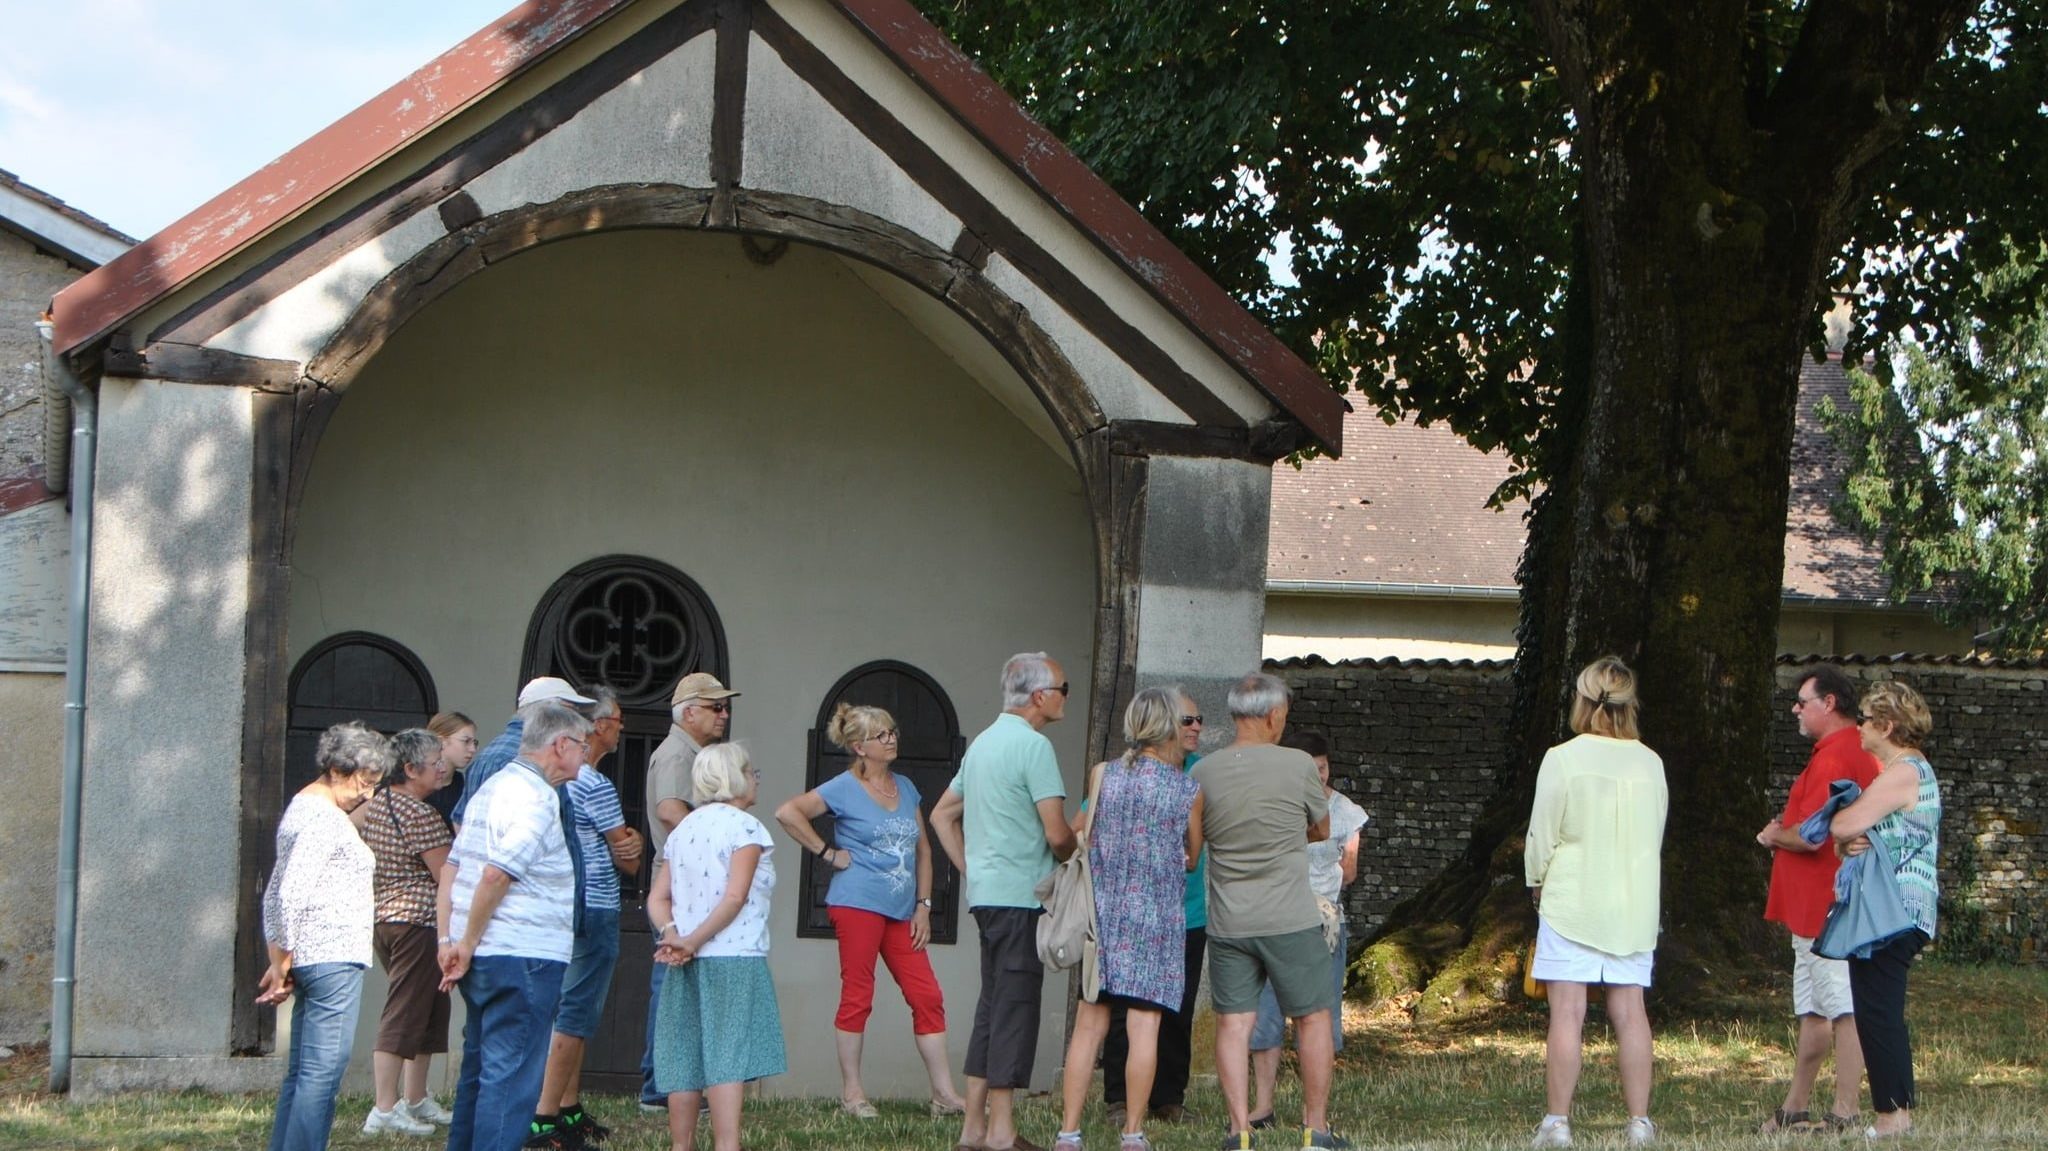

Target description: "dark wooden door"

left=285, top=632, right=438, bottom=795
left=797, top=660, right=965, bottom=946
left=521, top=556, right=727, bottom=1093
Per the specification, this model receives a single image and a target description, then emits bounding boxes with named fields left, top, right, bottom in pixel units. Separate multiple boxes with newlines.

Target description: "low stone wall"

left=1274, top=655, right=2045, bottom=963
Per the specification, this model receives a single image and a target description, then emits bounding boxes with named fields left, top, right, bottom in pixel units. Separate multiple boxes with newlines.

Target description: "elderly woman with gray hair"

left=258, top=720, right=393, bottom=1151
left=356, top=728, right=457, bottom=1135
left=647, top=743, right=786, bottom=1151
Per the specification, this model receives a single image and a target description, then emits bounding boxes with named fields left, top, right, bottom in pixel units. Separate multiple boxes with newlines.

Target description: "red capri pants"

left=829, top=906, right=947, bottom=1035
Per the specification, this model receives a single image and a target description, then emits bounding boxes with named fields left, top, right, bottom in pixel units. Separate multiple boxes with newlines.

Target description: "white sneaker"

left=398, top=1096, right=453, bottom=1126
left=363, top=1107, right=435, bottom=1136
left=1625, top=1117, right=1656, bottom=1147
left=1531, top=1117, right=1573, bottom=1148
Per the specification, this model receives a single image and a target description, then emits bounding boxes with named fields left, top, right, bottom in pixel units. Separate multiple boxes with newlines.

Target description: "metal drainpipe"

left=37, top=318, right=95, bottom=1095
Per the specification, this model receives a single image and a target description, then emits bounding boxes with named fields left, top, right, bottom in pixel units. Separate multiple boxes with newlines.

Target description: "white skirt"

left=1531, top=917, right=1655, bottom=987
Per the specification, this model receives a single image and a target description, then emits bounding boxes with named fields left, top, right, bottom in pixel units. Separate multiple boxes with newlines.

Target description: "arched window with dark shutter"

left=798, top=660, right=965, bottom=945
left=285, top=632, right=437, bottom=794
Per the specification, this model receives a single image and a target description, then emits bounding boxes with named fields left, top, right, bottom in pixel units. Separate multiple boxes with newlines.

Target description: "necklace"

left=857, top=767, right=899, bottom=799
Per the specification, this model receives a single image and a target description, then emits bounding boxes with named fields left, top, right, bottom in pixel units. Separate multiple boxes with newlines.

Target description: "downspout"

left=37, top=318, right=95, bottom=1094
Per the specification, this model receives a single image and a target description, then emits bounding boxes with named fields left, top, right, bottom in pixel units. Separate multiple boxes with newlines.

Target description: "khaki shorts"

left=1209, top=927, right=1334, bottom=1017
left=1791, top=934, right=1854, bottom=1019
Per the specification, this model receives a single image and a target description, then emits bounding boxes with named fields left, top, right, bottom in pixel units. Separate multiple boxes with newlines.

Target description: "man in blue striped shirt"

left=527, top=686, right=643, bottom=1148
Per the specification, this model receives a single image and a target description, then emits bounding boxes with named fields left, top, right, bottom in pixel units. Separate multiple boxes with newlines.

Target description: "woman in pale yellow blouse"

left=1524, top=657, right=1669, bottom=1150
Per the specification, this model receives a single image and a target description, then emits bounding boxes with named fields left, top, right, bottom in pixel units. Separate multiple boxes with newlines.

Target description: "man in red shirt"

left=1755, top=666, right=1881, bottom=1131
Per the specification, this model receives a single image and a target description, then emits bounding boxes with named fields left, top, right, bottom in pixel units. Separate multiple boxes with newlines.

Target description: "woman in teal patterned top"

left=1830, top=681, right=1942, bottom=1140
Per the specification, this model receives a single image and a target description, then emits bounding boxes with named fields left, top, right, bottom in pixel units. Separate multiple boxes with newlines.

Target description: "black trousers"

left=1104, top=927, right=1207, bottom=1108
left=1849, top=929, right=1928, bottom=1114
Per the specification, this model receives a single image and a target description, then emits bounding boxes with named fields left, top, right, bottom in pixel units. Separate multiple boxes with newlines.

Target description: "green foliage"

left=923, top=0, right=1575, bottom=490
left=1826, top=255, right=2048, bottom=653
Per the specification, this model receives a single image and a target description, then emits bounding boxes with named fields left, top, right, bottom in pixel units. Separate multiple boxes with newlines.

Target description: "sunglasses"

left=1179, top=714, right=1204, bottom=727
left=1038, top=682, right=1070, bottom=698
left=689, top=701, right=732, bottom=714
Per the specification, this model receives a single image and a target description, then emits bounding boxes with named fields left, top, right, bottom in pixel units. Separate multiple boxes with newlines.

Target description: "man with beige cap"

left=636, top=670, right=739, bottom=1111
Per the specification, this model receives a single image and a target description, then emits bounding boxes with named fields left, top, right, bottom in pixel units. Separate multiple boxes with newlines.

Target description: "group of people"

left=255, top=647, right=1944, bottom=1151
left=1523, top=659, right=1942, bottom=1147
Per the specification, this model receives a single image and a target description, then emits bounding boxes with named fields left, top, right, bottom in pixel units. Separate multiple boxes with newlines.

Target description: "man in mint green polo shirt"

left=932, top=652, right=1077, bottom=1151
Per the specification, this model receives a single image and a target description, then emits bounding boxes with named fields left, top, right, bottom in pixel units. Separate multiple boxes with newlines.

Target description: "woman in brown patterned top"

left=357, top=728, right=456, bottom=1135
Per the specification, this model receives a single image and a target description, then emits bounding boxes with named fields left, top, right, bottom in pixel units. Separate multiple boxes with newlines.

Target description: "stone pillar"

left=1131, top=454, right=1273, bottom=732
left=72, top=379, right=272, bottom=1095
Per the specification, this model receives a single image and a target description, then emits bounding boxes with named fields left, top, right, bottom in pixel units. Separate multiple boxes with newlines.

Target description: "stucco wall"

left=0, top=671, right=62, bottom=1043
left=75, top=379, right=253, bottom=1062
left=288, top=230, right=1099, bottom=1096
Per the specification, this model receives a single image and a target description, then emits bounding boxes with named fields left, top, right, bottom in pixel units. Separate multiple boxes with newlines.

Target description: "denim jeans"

left=638, top=959, right=667, bottom=1106
left=448, top=955, right=566, bottom=1151
left=1251, top=921, right=1348, bottom=1053
left=267, top=962, right=365, bottom=1151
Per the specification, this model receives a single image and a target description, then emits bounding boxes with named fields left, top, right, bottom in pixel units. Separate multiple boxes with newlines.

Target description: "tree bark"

left=1358, top=0, right=1973, bottom=1016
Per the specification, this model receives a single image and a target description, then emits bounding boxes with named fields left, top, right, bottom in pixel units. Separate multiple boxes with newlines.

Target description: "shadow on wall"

left=75, top=379, right=254, bottom=1056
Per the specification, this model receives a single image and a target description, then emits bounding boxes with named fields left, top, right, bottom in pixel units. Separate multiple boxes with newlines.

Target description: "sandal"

left=1758, top=1108, right=1809, bottom=1134
left=840, top=1099, right=879, bottom=1119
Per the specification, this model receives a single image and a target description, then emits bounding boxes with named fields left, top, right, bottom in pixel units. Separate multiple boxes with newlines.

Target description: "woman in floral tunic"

left=1053, top=686, right=1204, bottom=1151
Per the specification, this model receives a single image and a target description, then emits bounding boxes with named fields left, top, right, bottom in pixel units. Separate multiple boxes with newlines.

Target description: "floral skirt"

left=652, top=956, right=787, bottom=1093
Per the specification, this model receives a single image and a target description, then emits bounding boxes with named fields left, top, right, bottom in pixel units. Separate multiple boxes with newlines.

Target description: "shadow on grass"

left=1, top=962, right=2040, bottom=1149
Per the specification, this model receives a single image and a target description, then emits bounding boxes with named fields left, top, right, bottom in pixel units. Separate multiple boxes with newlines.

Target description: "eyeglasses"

left=1179, top=714, right=1204, bottom=727
left=1792, top=694, right=1823, bottom=710
left=1037, top=682, right=1070, bottom=698
left=561, top=735, right=589, bottom=751
left=689, top=701, right=732, bottom=714
left=866, top=730, right=900, bottom=743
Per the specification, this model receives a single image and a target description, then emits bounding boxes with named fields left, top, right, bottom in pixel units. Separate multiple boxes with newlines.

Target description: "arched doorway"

left=521, top=554, right=727, bottom=1090
left=796, top=660, right=965, bottom=946
left=285, top=631, right=437, bottom=795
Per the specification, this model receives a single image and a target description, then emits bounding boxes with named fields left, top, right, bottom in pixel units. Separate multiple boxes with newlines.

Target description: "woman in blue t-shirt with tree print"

left=775, top=703, right=967, bottom=1118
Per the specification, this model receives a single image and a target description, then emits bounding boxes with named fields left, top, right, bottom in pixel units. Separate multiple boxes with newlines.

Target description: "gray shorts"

left=1209, top=927, right=1334, bottom=1018
left=964, top=906, right=1044, bottom=1088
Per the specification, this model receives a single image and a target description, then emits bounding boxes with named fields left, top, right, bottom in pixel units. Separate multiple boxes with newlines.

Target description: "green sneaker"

left=1219, top=1130, right=1257, bottom=1150
left=1303, top=1128, right=1353, bottom=1150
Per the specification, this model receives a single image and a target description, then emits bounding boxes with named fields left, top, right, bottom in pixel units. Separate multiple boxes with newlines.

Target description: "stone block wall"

left=1276, top=654, right=2047, bottom=962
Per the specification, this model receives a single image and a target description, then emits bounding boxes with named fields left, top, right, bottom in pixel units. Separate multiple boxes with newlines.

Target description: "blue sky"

left=0, top=1, right=517, bottom=239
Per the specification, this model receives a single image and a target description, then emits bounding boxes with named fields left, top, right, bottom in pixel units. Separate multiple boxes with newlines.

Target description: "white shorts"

left=1790, top=934, right=1854, bottom=1019
left=1531, top=918, right=1655, bottom=987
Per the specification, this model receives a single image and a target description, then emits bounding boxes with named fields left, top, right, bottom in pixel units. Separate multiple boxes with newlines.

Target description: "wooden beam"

left=438, top=191, right=484, bottom=232
left=102, top=340, right=305, bottom=391
left=708, top=0, right=752, bottom=227
left=1105, top=418, right=1309, bottom=463
left=751, top=4, right=1248, bottom=432
left=229, top=388, right=294, bottom=1055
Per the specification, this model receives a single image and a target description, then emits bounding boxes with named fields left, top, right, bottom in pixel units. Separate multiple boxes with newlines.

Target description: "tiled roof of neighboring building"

left=0, top=168, right=135, bottom=268
left=1268, top=354, right=1906, bottom=606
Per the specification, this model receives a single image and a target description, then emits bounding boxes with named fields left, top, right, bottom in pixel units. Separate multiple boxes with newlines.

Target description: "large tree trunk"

left=1357, top=0, right=1972, bottom=1017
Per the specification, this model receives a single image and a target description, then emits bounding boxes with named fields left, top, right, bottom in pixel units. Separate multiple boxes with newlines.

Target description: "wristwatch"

left=916, top=897, right=933, bottom=909
left=438, top=935, right=455, bottom=946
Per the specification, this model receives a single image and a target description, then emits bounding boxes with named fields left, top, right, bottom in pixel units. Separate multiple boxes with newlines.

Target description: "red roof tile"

left=1268, top=355, right=1906, bottom=604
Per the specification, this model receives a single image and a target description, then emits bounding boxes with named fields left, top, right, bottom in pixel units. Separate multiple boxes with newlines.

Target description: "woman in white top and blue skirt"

left=1524, top=658, right=1668, bottom=1150
left=646, top=742, right=786, bottom=1151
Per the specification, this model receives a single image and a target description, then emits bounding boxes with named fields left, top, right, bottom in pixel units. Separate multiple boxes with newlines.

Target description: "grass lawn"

left=2, top=961, right=2041, bottom=1150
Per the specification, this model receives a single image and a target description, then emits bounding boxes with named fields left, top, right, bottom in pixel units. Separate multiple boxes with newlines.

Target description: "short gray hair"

left=581, top=684, right=620, bottom=721
left=1001, top=651, right=1058, bottom=710
left=385, top=728, right=442, bottom=786
left=692, top=742, right=755, bottom=805
left=316, top=721, right=395, bottom=780
left=518, top=701, right=594, bottom=754
left=1227, top=672, right=1291, bottom=720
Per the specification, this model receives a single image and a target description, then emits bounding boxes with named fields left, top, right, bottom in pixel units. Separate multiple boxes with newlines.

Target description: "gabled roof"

left=48, top=0, right=1343, bottom=449
left=1268, top=354, right=1917, bottom=607
left=0, top=168, right=134, bottom=269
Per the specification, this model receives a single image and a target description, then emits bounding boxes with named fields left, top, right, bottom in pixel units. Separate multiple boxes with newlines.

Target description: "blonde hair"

left=1569, top=656, right=1641, bottom=739
left=825, top=703, right=894, bottom=752
left=427, top=711, right=475, bottom=740
left=1123, top=686, right=1180, bottom=754
left=1860, top=681, right=1933, bottom=749
left=692, top=742, right=755, bottom=805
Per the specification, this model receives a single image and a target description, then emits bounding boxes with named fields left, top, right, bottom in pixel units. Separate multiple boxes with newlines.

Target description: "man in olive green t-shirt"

left=1191, top=672, right=1345, bottom=1150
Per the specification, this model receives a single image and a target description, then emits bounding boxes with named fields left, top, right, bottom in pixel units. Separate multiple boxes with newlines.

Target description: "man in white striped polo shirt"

left=436, top=700, right=592, bottom=1151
